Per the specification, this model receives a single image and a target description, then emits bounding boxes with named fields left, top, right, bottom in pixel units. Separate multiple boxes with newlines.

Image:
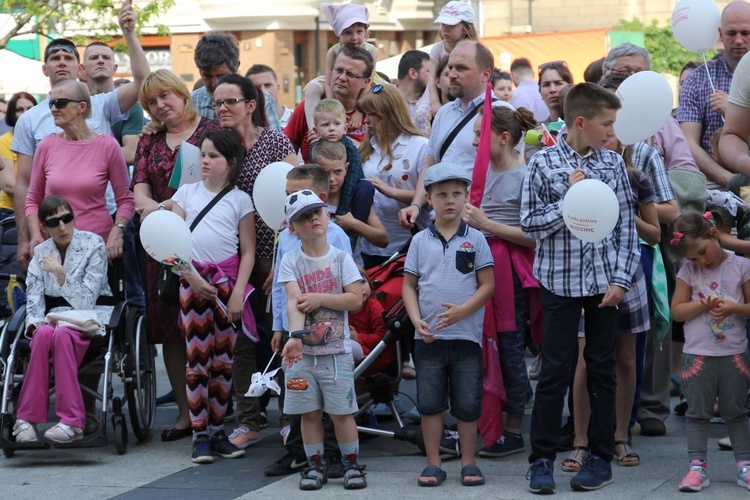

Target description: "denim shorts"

left=414, top=339, right=483, bottom=422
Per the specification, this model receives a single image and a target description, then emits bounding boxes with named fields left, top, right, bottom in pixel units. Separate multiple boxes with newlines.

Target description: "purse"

left=156, top=186, right=233, bottom=304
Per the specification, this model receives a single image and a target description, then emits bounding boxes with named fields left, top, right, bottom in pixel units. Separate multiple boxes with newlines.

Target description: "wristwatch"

left=115, top=222, right=126, bottom=230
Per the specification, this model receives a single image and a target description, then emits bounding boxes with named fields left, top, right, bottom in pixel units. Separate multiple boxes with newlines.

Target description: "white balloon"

left=253, top=161, right=295, bottom=230
left=671, top=0, right=721, bottom=53
left=614, top=71, right=674, bottom=145
left=562, top=179, right=620, bottom=243
left=139, top=210, right=193, bottom=263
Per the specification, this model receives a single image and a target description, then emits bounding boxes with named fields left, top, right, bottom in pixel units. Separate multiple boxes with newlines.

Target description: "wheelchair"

left=0, top=259, right=156, bottom=456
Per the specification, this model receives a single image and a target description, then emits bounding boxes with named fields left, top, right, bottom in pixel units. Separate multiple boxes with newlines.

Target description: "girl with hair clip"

left=670, top=211, right=750, bottom=492
left=357, top=83, right=429, bottom=270
left=427, top=1, right=478, bottom=115
left=304, top=2, right=380, bottom=131
left=170, top=129, right=257, bottom=464
left=460, top=105, right=540, bottom=457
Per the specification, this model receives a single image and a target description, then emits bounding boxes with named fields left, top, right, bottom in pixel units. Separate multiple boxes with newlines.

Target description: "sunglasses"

left=209, top=98, right=250, bottom=110
left=538, top=60, right=569, bottom=76
left=44, top=44, right=78, bottom=59
left=372, top=84, right=383, bottom=94
left=49, top=98, right=84, bottom=109
left=43, top=212, right=74, bottom=228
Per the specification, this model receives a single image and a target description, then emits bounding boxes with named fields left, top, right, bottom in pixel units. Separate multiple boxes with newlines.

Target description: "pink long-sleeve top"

left=26, top=133, right=134, bottom=240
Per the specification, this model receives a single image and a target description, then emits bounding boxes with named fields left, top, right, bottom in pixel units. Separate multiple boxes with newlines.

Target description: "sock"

left=738, top=460, right=750, bottom=472
left=505, top=427, right=522, bottom=437
left=304, top=442, right=324, bottom=461
left=339, top=440, right=360, bottom=466
left=193, top=430, right=208, bottom=442
left=207, top=425, right=223, bottom=437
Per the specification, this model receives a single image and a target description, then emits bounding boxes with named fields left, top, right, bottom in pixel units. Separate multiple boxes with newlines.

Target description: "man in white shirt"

left=245, top=64, right=294, bottom=130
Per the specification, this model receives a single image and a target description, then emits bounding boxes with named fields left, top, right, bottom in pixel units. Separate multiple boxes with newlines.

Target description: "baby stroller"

left=0, top=260, right=156, bottom=456
left=353, top=246, right=425, bottom=453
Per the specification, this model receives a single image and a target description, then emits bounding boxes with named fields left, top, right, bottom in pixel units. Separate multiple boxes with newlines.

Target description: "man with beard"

left=399, top=41, right=511, bottom=228
left=397, top=50, right=430, bottom=125
left=678, top=1, right=750, bottom=189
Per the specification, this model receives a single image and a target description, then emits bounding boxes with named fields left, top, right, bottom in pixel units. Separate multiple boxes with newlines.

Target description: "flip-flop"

left=418, top=465, right=447, bottom=487
left=461, top=464, right=485, bottom=486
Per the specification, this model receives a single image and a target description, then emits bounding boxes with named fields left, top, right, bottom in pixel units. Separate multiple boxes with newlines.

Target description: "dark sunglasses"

left=538, top=60, right=569, bottom=76
left=49, top=98, right=84, bottom=109
left=45, top=44, right=78, bottom=59
left=209, top=98, right=250, bottom=110
left=43, top=212, right=74, bottom=228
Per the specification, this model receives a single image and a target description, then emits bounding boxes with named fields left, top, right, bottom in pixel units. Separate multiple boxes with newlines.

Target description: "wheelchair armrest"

left=7, top=304, right=26, bottom=333
left=107, top=301, right=127, bottom=329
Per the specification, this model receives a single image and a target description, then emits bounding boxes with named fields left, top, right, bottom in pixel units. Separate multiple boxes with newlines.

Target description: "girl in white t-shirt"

left=171, top=129, right=257, bottom=465
left=671, top=211, right=750, bottom=492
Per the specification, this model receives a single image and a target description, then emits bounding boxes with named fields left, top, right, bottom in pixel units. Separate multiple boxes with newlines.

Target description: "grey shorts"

left=282, top=353, right=358, bottom=415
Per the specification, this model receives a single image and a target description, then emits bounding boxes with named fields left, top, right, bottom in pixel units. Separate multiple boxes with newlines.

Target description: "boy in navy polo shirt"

left=402, top=162, right=495, bottom=488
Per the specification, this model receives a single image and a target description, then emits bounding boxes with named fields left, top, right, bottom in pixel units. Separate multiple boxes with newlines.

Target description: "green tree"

left=613, top=18, right=716, bottom=75
left=0, top=0, right=174, bottom=51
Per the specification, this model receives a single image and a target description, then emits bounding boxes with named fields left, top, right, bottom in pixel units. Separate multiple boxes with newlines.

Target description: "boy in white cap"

left=304, top=2, right=380, bottom=130
left=402, top=162, right=495, bottom=487
left=278, top=189, right=366, bottom=491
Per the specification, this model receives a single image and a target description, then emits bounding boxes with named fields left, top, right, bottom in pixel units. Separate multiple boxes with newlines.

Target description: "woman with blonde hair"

left=357, top=83, right=428, bottom=269
left=131, top=68, right=220, bottom=442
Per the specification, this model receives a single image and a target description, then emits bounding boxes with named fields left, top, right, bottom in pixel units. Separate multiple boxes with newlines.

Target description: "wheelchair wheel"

left=124, top=308, right=155, bottom=441
left=2, top=419, right=14, bottom=458
left=112, top=400, right=128, bottom=455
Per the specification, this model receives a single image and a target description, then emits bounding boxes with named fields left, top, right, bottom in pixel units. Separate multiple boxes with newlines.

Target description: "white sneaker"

left=12, top=419, right=37, bottom=442
left=44, top=422, right=83, bottom=443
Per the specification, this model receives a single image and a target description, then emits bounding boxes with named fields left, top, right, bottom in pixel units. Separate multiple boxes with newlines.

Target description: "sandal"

left=461, top=464, right=485, bottom=486
left=343, top=463, right=368, bottom=489
left=561, top=446, right=589, bottom=472
left=417, top=465, right=447, bottom=487
left=615, top=440, right=640, bottom=467
left=299, top=467, right=327, bottom=490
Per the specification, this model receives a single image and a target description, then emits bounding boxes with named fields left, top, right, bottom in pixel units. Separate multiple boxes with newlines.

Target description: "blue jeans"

left=414, top=339, right=483, bottom=422
left=529, top=288, right=619, bottom=463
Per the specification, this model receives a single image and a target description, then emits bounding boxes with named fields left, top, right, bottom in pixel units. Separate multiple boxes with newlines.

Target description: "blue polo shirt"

left=404, top=220, right=493, bottom=344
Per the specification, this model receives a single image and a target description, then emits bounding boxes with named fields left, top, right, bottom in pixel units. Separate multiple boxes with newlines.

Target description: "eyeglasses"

left=44, top=44, right=78, bottom=59
left=49, top=98, right=84, bottom=109
left=372, top=84, right=383, bottom=94
left=43, top=212, right=74, bottom=228
left=209, top=98, right=250, bottom=109
left=538, top=60, right=569, bottom=77
left=333, top=67, right=366, bottom=80
left=611, top=67, right=640, bottom=76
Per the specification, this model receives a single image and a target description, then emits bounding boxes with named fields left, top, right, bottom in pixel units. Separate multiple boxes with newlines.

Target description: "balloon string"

left=266, top=230, right=279, bottom=314
left=702, top=52, right=725, bottom=124
left=261, top=352, right=277, bottom=376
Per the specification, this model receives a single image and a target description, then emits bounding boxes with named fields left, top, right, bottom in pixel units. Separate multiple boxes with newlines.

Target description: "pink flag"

left=470, top=82, right=493, bottom=207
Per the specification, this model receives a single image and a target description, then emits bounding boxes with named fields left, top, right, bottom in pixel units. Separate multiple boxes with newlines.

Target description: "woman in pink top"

left=25, top=79, right=134, bottom=261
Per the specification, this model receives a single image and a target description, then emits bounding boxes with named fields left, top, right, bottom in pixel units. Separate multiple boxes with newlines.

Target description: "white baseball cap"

left=285, top=190, right=327, bottom=223
left=434, top=1, right=476, bottom=25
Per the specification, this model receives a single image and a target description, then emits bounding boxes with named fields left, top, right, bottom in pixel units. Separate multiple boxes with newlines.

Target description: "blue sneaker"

left=527, top=458, right=555, bottom=494
left=439, top=430, right=460, bottom=456
left=191, top=434, right=215, bottom=464
left=570, top=454, right=613, bottom=491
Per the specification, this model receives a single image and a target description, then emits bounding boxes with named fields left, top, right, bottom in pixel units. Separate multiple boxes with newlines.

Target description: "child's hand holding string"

left=568, top=168, right=586, bottom=187
left=462, top=202, right=489, bottom=232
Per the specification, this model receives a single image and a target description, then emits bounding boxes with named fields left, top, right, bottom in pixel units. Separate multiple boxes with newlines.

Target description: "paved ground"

left=1, top=349, right=749, bottom=499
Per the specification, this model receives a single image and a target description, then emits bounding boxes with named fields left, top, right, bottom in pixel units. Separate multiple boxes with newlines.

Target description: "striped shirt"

left=520, top=137, right=640, bottom=297
left=627, top=141, right=675, bottom=203
left=677, top=57, right=733, bottom=155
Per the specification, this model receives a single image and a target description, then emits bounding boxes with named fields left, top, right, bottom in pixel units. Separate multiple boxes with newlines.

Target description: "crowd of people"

left=6, top=0, right=750, bottom=495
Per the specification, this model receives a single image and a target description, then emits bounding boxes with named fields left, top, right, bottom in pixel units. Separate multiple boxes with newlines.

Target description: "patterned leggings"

left=180, top=279, right=237, bottom=433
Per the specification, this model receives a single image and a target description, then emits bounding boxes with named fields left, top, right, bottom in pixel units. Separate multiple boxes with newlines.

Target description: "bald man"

left=678, top=1, right=750, bottom=188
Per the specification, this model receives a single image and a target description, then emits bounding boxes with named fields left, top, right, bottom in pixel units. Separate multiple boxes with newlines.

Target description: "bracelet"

left=157, top=203, right=165, bottom=210
left=411, top=203, right=421, bottom=210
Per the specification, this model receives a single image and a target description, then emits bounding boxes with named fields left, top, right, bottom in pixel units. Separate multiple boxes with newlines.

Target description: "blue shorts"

left=414, top=339, right=482, bottom=422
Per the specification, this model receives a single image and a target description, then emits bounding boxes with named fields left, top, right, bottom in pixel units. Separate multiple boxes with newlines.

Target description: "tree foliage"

left=0, top=0, right=174, bottom=51
left=613, top=18, right=717, bottom=75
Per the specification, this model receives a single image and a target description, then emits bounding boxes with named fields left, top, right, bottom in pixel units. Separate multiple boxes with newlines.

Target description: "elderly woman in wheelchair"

left=12, top=195, right=111, bottom=444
